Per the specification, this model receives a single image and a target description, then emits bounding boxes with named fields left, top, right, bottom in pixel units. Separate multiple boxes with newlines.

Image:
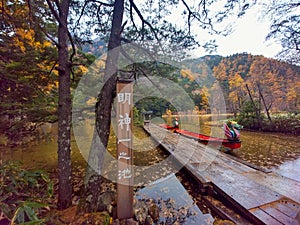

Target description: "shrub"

left=0, top=161, right=53, bottom=224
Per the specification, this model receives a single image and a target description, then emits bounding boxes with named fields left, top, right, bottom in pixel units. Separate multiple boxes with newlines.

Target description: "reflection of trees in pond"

left=233, top=131, right=300, bottom=169
left=163, top=115, right=300, bottom=169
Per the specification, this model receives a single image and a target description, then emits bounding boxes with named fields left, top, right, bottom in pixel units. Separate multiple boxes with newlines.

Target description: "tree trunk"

left=57, top=0, right=72, bottom=210
left=78, top=0, right=125, bottom=213
left=245, top=83, right=262, bottom=129
left=257, top=83, right=272, bottom=122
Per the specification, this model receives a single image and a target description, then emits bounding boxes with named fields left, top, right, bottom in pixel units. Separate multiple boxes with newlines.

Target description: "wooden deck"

left=144, top=124, right=300, bottom=225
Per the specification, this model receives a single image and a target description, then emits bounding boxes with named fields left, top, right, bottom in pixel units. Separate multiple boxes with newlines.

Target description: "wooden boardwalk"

left=144, top=124, right=300, bottom=225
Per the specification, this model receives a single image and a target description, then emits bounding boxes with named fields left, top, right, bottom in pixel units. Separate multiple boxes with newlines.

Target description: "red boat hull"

left=159, top=124, right=241, bottom=149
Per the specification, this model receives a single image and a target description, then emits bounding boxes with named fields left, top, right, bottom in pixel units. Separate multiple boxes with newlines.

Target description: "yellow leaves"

left=287, top=82, right=300, bottom=103
left=86, top=97, right=97, bottom=105
left=13, top=28, right=35, bottom=52
left=16, top=28, right=32, bottom=40
left=13, top=28, right=54, bottom=53
left=200, top=86, right=210, bottom=109
left=165, top=109, right=172, bottom=115
left=180, top=69, right=188, bottom=77
left=229, top=73, right=244, bottom=90
left=14, top=38, right=26, bottom=52
left=23, top=29, right=35, bottom=44
left=39, top=81, right=58, bottom=95
left=43, top=41, right=52, bottom=48
left=228, top=74, right=245, bottom=104
left=180, top=69, right=195, bottom=81
left=77, top=65, right=88, bottom=74
left=90, top=57, right=106, bottom=73
left=287, top=87, right=296, bottom=102
left=229, top=91, right=239, bottom=103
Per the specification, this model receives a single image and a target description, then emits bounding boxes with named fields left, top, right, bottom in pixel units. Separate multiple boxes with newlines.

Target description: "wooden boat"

left=159, top=124, right=241, bottom=150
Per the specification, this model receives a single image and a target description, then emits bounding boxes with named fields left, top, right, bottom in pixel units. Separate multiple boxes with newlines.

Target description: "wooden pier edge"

left=143, top=125, right=264, bottom=223
left=142, top=124, right=300, bottom=225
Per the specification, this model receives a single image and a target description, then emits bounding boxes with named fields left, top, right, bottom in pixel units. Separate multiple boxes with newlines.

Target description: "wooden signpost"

left=116, top=78, right=134, bottom=219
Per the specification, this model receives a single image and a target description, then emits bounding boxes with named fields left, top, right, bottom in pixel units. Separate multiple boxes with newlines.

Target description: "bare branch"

left=97, top=4, right=102, bottom=22
left=128, top=0, right=164, bottom=51
left=129, top=3, right=138, bottom=33
left=49, top=61, right=58, bottom=75
left=181, top=0, right=193, bottom=33
left=46, top=0, right=60, bottom=24
left=181, top=0, right=216, bottom=33
left=42, top=27, right=59, bottom=47
left=120, top=47, right=157, bottom=85
left=91, top=0, right=114, bottom=7
left=120, top=20, right=127, bottom=34
left=26, top=1, right=59, bottom=47
left=74, top=0, right=90, bottom=29
left=68, top=30, right=76, bottom=63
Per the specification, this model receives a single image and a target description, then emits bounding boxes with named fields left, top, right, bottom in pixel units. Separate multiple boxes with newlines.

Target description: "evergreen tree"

left=0, top=0, right=58, bottom=142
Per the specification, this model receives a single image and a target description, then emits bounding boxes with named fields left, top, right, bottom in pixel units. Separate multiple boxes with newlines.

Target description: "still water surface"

left=1, top=115, right=300, bottom=182
left=164, top=115, right=300, bottom=181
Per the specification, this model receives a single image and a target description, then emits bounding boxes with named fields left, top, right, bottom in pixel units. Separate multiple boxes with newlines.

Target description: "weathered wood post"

left=116, top=78, right=134, bottom=219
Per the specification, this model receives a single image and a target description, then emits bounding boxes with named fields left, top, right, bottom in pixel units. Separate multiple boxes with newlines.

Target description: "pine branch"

left=46, top=0, right=60, bottom=25
left=120, top=37, right=156, bottom=61
left=128, top=0, right=164, bottom=52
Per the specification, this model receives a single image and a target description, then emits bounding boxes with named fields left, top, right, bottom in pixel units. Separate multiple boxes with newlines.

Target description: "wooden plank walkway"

left=144, top=124, right=300, bottom=225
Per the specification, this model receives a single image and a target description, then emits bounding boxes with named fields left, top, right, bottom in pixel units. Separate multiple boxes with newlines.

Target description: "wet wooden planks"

left=144, top=124, right=300, bottom=225
left=250, top=198, right=300, bottom=225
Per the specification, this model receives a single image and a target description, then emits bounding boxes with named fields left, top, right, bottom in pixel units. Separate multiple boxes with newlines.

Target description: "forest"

left=126, top=53, right=300, bottom=133
left=1, top=0, right=300, bottom=224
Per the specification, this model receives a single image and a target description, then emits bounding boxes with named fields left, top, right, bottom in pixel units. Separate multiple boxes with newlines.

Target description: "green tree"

left=237, top=100, right=263, bottom=129
left=0, top=0, right=58, bottom=142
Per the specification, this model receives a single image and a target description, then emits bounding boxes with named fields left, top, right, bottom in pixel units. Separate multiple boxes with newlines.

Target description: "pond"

left=0, top=136, right=86, bottom=171
left=1, top=115, right=300, bottom=181
left=163, top=115, right=300, bottom=181
left=0, top=124, right=177, bottom=187
left=1, top=117, right=299, bottom=224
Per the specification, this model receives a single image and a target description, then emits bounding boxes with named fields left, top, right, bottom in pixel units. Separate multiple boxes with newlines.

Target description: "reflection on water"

left=164, top=114, right=225, bottom=137
left=163, top=115, right=300, bottom=171
left=232, top=130, right=300, bottom=169
left=0, top=141, right=57, bottom=170
left=273, top=157, right=300, bottom=182
left=0, top=138, right=86, bottom=170
left=1, top=115, right=299, bottom=178
left=0, top=124, right=173, bottom=185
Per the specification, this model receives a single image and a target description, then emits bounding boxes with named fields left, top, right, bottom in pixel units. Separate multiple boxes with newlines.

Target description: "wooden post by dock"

left=116, top=78, right=134, bottom=219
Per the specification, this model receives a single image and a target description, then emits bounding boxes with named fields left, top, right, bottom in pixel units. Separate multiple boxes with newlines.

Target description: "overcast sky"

left=188, top=4, right=282, bottom=59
